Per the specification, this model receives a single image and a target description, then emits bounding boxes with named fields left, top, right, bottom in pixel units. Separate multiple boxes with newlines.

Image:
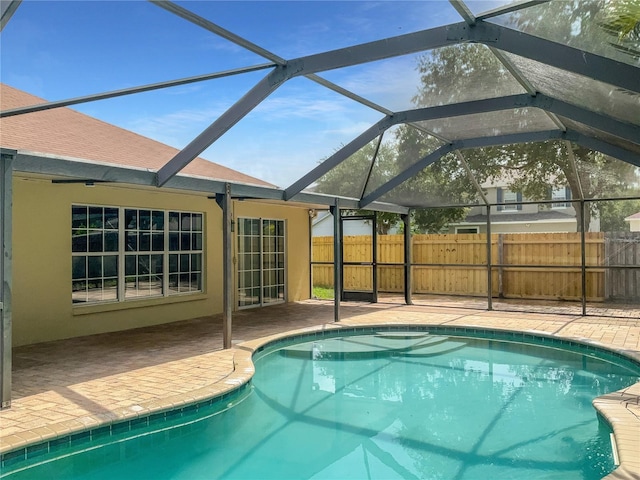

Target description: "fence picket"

left=312, top=232, right=640, bottom=302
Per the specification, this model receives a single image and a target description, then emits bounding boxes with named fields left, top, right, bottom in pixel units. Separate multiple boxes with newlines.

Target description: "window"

left=72, top=205, right=203, bottom=304
left=551, top=186, right=571, bottom=208
left=72, top=206, right=119, bottom=303
left=455, top=227, right=479, bottom=234
left=237, top=218, right=285, bottom=308
left=497, top=188, right=522, bottom=212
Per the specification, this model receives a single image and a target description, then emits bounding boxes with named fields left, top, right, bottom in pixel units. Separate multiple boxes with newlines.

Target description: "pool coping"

left=1, top=321, right=639, bottom=479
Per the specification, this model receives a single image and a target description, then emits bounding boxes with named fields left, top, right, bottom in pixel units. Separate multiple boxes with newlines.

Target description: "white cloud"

left=327, top=56, right=422, bottom=110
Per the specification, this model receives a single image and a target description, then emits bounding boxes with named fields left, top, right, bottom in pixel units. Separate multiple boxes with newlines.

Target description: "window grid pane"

left=72, top=254, right=118, bottom=304
left=72, top=205, right=204, bottom=304
left=237, top=218, right=285, bottom=308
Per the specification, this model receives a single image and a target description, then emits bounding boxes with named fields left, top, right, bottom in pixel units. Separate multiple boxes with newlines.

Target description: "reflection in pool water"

left=3, top=332, right=639, bottom=479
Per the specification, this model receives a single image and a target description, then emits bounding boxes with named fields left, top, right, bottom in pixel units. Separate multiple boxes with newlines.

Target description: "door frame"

left=340, top=214, right=378, bottom=303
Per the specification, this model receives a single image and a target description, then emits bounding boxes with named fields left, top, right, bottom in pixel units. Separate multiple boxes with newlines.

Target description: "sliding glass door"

left=237, top=218, right=285, bottom=308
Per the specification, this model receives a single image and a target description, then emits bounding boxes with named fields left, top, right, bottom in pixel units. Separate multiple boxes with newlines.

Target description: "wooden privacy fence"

left=312, top=232, right=639, bottom=302
left=605, top=232, right=640, bottom=301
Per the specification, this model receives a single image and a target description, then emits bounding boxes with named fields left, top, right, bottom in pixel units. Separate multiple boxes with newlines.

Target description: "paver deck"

left=1, top=299, right=639, bottom=478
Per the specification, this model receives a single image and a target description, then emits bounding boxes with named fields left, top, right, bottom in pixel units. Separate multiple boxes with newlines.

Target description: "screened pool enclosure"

left=1, top=0, right=639, bottom=369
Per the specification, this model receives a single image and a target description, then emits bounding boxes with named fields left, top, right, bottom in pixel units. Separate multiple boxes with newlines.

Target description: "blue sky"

left=0, top=1, right=498, bottom=187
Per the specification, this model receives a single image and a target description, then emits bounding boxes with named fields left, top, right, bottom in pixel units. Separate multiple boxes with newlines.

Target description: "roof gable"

left=0, top=83, right=273, bottom=187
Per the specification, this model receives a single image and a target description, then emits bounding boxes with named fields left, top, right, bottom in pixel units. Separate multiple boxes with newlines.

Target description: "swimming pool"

left=2, top=328, right=639, bottom=479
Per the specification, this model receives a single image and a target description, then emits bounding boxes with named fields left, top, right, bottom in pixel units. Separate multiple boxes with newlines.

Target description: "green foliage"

left=314, top=133, right=472, bottom=233
left=313, top=0, right=639, bottom=234
left=410, top=39, right=640, bottom=231
left=598, top=199, right=640, bottom=232
left=312, top=286, right=334, bottom=300
left=600, top=0, right=640, bottom=45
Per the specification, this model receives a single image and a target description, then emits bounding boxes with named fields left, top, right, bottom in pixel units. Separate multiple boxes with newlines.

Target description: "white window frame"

left=551, top=187, right=570, bottom=209
left=237, top=217, right=286, bottom=309
left=501, top=190, right=518, bottom=212
left=72, top=205, right=204, bottom=305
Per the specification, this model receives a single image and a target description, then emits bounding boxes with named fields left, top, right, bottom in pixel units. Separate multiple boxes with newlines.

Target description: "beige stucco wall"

left=12, top=176, right=310, bottom=346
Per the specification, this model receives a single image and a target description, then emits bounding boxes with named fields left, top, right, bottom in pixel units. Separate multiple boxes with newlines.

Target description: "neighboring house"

left=625, top=212, right=640, bottom=232
left=312, top=211, right=401, bottom=236
left=1, top=83, right=314, bottom=346
left=449, top=181, right=599, bottom=234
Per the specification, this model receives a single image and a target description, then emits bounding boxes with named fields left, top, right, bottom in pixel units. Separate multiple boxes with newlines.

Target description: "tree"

left=600, top=0, right=640, bottom=45
left=406, top=36, right=639, bottom=231
left=598, top=198, right=640, bottom=232
left=315, top=1, right=639, bottom=234
left=314, top=131, right=471, bottom=234
left=313, top=141, right=402, bottom=234
left=507, top=0, right=639, bottom=61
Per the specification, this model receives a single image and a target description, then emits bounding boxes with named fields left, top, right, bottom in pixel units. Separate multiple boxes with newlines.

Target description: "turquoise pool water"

left=3, top=330, right=639, bottom=479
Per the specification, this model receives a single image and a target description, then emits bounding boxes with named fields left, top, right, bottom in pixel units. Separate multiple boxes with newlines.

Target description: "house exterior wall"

left=469, top=221, right=577, bottom=234
left=12, top=176, right=310, bottom=346
left=627, top=218, right=640, bottom=232
left=450, top=186, right=578, bottom=234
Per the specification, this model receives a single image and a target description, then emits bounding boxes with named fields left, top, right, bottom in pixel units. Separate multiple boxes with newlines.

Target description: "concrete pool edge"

left=1, top=320, right=639, bottom=479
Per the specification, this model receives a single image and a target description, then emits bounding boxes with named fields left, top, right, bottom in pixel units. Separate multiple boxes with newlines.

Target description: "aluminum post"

left=402, top=212, right=413, bottom=305
left=0, top=150, right=14, bottom=408
left=215, top=184, right=233, bottom=349
left=580, top=200, right=587, bottom=316
left=486, top=208, right=493, bottom=311
left=330, top=201, right=342, bottom=322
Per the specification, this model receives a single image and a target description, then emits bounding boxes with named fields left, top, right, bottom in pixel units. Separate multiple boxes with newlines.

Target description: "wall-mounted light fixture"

left=52, top=179, right=109, bottom=186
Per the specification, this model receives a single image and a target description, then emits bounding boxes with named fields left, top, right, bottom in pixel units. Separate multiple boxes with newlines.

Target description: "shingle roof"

left=625, top=212, right=640, bottom=221
left=463, top=210, right=576, bottom=224
left=0, top=83, right=273, bottom=187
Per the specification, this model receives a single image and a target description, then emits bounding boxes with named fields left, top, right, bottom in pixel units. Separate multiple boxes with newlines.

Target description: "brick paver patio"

left=1, top=299, right=639, bottom=478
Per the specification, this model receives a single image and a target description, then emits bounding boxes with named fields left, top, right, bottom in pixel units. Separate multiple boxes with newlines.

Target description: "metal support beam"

left=570, top=133, right=640, bottom=168
left=486, top=209, right=493, bottom=311
left=287, top=93, right=638, bottom=203
left=449, top=0, right=476, bottom=25
left=565, top=141, right=584, bottom=200
left=360, top=129, right=564, bottom=208
left=285, top=116, right=395, bottom=199
left=538, top=95, right=639, bottom=144
left=475, top=0, right=550, bottom=21
left=360, top=126, right=640, bottom=209
left=150, top=0, right=286, bottom=64
left=157, top=66, right=295, bottom=186
left=215, top=184, right=233, bottom=349
left=455, top=150, right=489, bottom=205
left=0, top=0, right=21, bottom=31
left=359, top=133, right=384, bottom=200
left=361, top=144, right=454, bottom=207
left=330, top=201, right=342, bottom=322
left=402, top=212, right=413, bottom=305
left=468, top=23, right=640, bottom=94
left=0, top=64, right=275, bottom=118
left=580, top=200, right=587, bottom=316
left=0, top=149, right=15, bottom=408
